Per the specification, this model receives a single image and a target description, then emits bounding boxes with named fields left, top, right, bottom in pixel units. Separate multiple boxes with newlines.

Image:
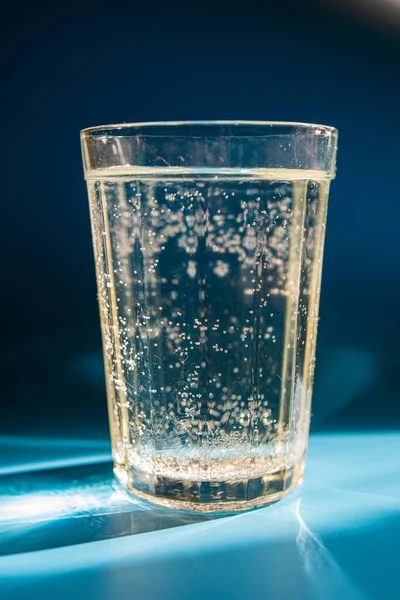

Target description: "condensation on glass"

left=81, top=121, right=338, bottom=512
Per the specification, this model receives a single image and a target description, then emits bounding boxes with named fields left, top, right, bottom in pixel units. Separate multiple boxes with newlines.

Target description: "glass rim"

left=80, top=120, right=338, bottom=137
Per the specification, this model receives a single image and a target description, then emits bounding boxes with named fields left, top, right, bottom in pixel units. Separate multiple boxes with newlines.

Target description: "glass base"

left=115, top=460, right=304, bottom=513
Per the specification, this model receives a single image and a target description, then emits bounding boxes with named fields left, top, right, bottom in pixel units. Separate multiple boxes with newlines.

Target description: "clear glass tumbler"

left=81, top=121, right=338, bottom=512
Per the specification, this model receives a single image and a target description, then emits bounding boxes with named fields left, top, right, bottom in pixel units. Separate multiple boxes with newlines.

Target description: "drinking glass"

left=81, top=121, right=338, bottom=511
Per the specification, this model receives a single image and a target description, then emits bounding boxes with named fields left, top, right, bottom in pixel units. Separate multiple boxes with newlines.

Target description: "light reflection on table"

left=0, top=432, right=399, bottom=600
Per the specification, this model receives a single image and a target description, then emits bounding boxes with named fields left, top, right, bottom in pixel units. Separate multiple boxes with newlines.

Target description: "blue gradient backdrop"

left=1, top=0, right=399, bottom=440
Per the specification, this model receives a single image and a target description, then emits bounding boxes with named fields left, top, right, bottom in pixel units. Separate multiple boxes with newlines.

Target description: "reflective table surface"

left=0, top=432, right=399, bottom=600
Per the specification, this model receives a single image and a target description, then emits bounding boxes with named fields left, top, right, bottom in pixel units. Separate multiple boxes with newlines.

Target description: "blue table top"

left=0, top=432, right=399, bottom=600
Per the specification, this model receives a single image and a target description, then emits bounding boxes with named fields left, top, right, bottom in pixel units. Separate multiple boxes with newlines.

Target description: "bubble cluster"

left=88, top=170, right=329, bottom=482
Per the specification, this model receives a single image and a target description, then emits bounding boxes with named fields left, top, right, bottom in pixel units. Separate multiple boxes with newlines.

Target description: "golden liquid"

left=86, top=167, right=329, bottom=509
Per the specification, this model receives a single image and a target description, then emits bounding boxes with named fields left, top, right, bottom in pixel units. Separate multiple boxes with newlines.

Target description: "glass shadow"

left=0, top=461, right=216, bottom=556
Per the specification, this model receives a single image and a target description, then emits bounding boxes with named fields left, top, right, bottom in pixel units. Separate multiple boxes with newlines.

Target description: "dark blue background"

left=2, top=0, right=400, bottom=441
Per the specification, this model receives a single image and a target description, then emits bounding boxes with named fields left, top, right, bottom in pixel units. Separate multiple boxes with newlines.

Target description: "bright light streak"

left=0, top=486, right=130, bottom=523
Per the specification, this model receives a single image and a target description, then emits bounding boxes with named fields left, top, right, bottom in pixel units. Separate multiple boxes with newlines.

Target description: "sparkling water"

left=86, top=167, right=329, bottom=509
